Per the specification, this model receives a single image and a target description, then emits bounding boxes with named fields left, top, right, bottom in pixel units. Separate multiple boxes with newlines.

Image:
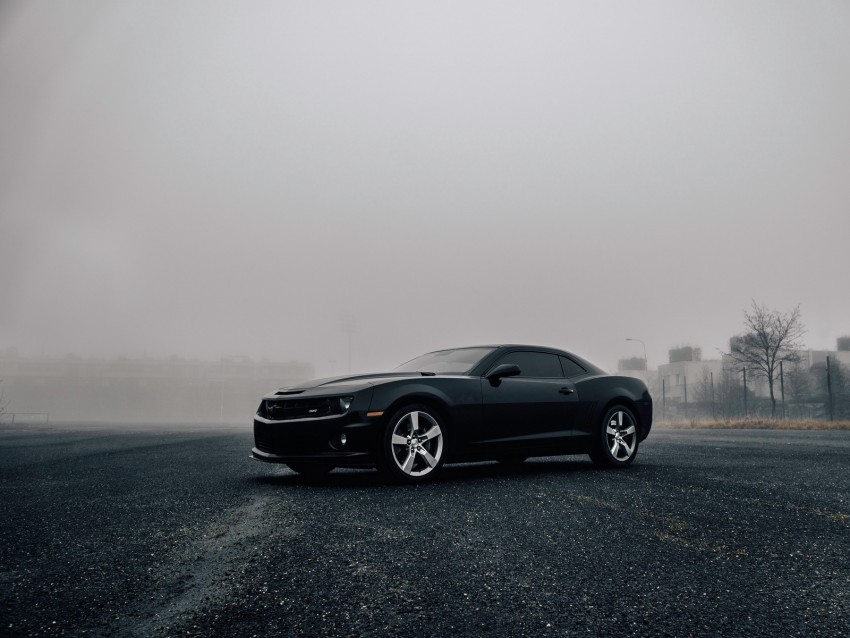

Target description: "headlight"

left=339, top=396, right=353, bottom=412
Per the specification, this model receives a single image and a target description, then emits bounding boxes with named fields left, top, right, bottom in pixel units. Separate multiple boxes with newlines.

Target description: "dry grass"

left=659, top=418, right=850, bottom=431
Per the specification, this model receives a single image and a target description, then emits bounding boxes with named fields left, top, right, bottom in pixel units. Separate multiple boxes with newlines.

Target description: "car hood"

left=270, top=372, right=435, bottom=396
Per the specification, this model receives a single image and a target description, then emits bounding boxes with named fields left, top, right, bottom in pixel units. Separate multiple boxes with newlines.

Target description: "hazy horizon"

left=2, top=1, right=849, bottom=378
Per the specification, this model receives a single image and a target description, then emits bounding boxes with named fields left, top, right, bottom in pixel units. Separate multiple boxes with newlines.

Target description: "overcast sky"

left=1, top=0, right=849, bottom=376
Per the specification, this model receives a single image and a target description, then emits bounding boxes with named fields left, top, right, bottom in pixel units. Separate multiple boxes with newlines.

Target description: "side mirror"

left=486, top=363, right=521, bottom=386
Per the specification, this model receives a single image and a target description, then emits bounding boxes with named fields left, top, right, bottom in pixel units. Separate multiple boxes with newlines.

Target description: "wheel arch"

left=380, top=393, right=453, bottom=431
left=597, top=396, right=641, bottom=430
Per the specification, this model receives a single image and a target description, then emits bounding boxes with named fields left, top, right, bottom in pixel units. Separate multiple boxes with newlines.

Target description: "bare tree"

left=727, top=301, right=805, bottom=418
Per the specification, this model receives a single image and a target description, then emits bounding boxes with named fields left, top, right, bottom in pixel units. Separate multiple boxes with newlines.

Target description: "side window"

left=492, top=351, right=562, bottom=378
left=559, top=356, right=586, bottom=378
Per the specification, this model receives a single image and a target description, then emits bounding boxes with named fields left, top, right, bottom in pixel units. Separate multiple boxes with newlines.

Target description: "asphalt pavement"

left=1, top=424, right=848, bottom=637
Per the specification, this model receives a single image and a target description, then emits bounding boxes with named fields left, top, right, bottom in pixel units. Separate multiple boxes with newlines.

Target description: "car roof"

left=413, top=345, right=605, bottom=376
left=427, top=344, right=575, bottom=353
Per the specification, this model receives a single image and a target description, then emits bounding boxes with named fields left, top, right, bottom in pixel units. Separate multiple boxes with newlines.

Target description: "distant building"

left=616, top=336, right=850, bottom=421
left=798, top=348, right=850, bottom=370
left=668, top=346, right=701, bottom=364
left=0, top=353, right=314, bottom=423
left=619, top=344, right=766, bottom=420
left=618, top=356, right=646, bottom=372
left=657, top=346, right=725, bottom=404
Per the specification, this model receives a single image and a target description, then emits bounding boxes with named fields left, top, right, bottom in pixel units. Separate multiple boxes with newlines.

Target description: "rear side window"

left=559, top=356, right=586, bottom=378
left=491, top=351, right=562, bottom=378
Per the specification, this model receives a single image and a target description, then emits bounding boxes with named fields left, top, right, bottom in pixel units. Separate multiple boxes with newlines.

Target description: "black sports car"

left=252, top=345, right=652, bottom=482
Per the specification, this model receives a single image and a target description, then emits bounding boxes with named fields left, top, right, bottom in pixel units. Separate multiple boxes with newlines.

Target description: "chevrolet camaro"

left=251, top=345, right=652, bottom=483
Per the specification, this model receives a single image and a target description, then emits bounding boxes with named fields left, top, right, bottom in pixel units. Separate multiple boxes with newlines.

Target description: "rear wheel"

left=378, top=404, right=447, bottom=483
left=589, top=405, right=639, bottom=468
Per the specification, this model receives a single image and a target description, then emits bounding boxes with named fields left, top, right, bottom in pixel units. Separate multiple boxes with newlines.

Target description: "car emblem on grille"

left=308, top=409, right=318, bottom=414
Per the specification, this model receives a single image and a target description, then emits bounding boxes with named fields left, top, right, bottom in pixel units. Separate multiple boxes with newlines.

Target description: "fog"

left=2, top=0, right=849, bottom=377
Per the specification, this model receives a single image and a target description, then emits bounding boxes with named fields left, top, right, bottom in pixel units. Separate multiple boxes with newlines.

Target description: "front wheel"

left=589, top=405, right=639, bottom=468
left=378, top=404, right=447, bottom=483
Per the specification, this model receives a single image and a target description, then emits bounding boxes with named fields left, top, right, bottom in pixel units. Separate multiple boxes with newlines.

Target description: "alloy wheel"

left=606, top=410, right=637, bottom=462
left=389, top=410, right=444, bottom=478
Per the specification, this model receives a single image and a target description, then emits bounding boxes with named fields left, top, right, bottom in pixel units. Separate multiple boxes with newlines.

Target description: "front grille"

left=254, top=420, right=326, bottom=454
left=262, top=397, right=342, bottom=421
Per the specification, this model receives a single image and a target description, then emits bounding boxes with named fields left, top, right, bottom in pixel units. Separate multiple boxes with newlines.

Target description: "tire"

left=377, top=404, right=447, bottom=483
left=286, top=463, right=334, bottom=478
left=589, top=405, right=639, bottom=468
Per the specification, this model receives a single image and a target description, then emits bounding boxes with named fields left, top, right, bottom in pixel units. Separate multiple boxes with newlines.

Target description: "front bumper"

left=253, top=411, right=381, bottom=467
left=251, top=447, right=373, bottom=466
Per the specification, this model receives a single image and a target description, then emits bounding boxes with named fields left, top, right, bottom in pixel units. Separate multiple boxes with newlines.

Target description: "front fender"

left=367, top=378, right=483, bottom=446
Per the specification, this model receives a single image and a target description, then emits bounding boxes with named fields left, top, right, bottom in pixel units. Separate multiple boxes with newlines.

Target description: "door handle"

left=559, top=387, right=575, bottom=395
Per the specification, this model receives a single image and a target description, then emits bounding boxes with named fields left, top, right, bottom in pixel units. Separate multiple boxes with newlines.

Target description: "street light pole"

left=625, top=338, right=648, bottom=372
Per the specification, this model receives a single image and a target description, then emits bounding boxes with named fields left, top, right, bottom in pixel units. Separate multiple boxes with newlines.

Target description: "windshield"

left=395, top=348, right=495, bottom=375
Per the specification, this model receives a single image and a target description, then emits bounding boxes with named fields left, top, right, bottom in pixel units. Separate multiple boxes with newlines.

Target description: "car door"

left=479, top=350, right=579, bottom=455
